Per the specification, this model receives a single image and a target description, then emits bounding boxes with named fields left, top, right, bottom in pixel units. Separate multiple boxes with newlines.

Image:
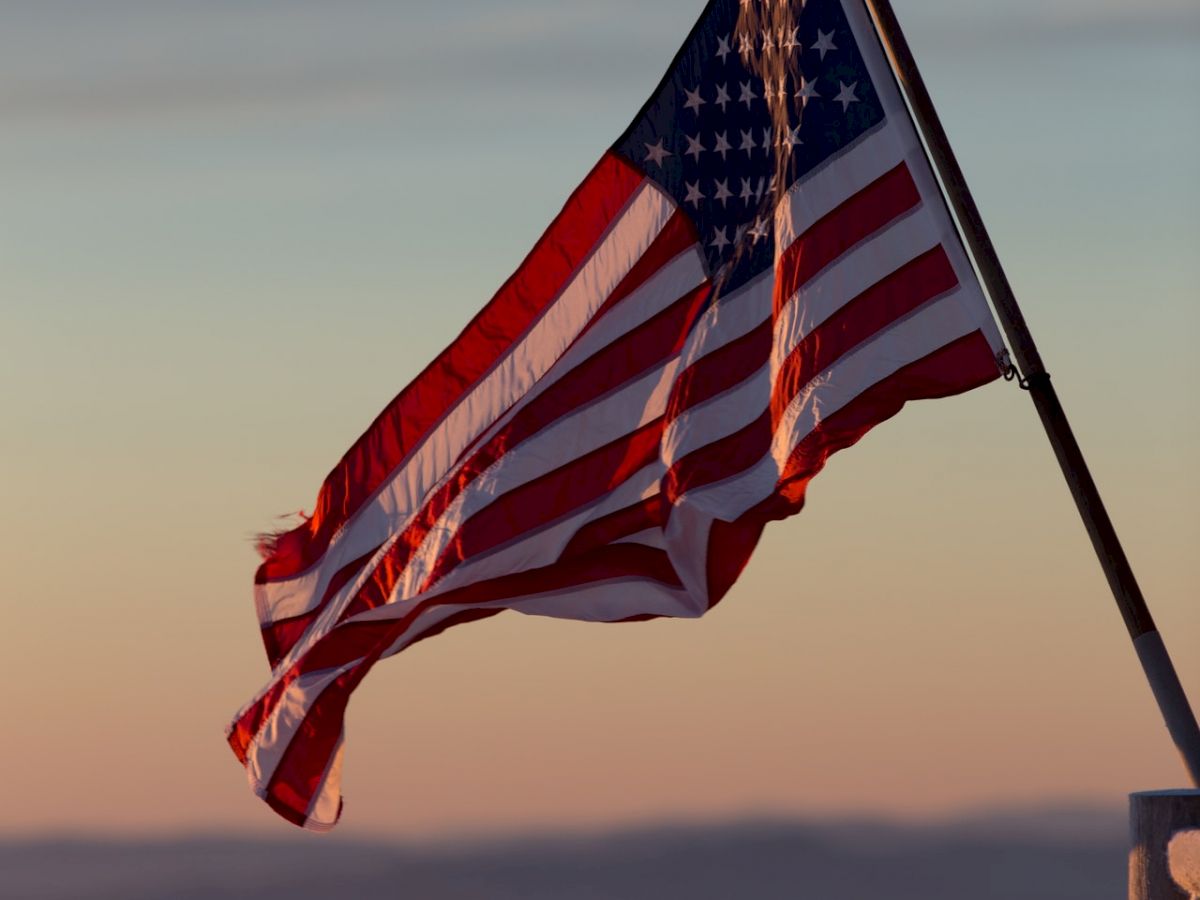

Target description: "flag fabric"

left=229, top=0, right=1006, bottom=830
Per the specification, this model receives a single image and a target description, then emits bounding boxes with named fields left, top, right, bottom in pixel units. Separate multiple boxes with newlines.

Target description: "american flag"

left=229, top=0, right=1006, bottom=830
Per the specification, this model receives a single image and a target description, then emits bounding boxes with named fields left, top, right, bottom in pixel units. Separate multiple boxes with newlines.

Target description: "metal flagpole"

left=859, top=0, right=1200, bottom=786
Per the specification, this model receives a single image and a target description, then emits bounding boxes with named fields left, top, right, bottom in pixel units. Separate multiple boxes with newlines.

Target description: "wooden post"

left=858, top=0, right=1200, bottom=786
left=1131, top=790, right=1200, bottom=899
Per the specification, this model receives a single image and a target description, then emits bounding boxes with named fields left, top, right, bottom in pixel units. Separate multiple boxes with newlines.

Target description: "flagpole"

left=860, top=0, right=1200, bottom=786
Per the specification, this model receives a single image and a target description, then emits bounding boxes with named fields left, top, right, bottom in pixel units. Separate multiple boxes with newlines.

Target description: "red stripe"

left=265, top=668, right=356, bottom=829
left=705, top=515, right=767, bottom=611
left=666, top=319, right=773, bottom=423
left=664, top=410, right=771, bottom=503
left=572, top=210, right=699, bottom=345
left=562, top=494, right=666, bottom=559
left=773, top=162, right=920, bottom=316
left=256, top=152, right=646, bottom=586
left=229, top=676, right=288, bottom=765
left=771, top=246, right=958, bottom=425
left=261, top=614, right=316, bottom=672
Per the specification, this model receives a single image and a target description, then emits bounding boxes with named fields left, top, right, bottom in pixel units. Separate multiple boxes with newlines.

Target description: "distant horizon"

left=2, top=798, right=1131, bottom=845
left=0, top=808, right=1130, bottom=900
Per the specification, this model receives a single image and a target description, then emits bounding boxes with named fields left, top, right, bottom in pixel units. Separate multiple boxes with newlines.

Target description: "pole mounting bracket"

left=997, top=350, right=1048, bottom=392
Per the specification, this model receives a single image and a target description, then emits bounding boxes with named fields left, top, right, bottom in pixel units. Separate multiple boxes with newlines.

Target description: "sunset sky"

left=2, top=0, right=1198, bottom=839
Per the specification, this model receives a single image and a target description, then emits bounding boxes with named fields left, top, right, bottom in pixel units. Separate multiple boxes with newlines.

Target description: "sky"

left=1, top=0, right=1198, bottom=840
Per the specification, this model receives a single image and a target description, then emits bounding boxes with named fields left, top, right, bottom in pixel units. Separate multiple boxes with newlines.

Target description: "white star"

left=644, top=139, right=671, bottom=167
left=714, top=82, right=731, bottom=111
left=683, top=86, right=705, bottom=115
left=833, top=80, right=859, bottom=111
left=795, top=75, right=820, bottom=106
left=749, top=216, right=770, bottom=242
left=684, top=181, right=706, bottom=208
left=739, top=177, right=755, bottom=204
left=762, top=126, right=772, bottom=155
left=812, top=29, right=837, bottom=60
left=780, top=124, right=803, bottom=150
left=781, top=26, right=801, bottom=52
left=713, top=178, right=732, bottom=206
left=739, top=80, right=758, bottom=109
left=761, top=29, right=774, bottom=52
left=715, top=34, right=731, bottom=63
left=755, top=176, right=766, bottom=201
left=710, top=226, right=730, bottom=252
left=713, top=131, right=732, bottom=160
left=738, top=32, right=755, bottom=57
left=739, top=129, right=757, bottom=157
left=684, top=133, right=705, bottom=161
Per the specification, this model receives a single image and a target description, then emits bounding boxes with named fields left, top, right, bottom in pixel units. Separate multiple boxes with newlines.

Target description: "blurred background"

left=1, top=0, right=1197, bottom=896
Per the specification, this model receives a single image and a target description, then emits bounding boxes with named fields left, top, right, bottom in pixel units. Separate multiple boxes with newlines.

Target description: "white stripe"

left=532, top=246, right=705, bottom=393
left=256, top=181, right=677, bottom=627
left=664, top=361, right=768, bottom=464
left=612, top=527, right=667, bottom=550
left=671, top=453, right=780, bottom=523
left=507, top=578, right=698, bottom=623
left=245, top=660, right=359, bottom=793
left=677, top=268, right=773, bottom=372
left=774, top=124, right=909, bottom=250
left=772, top=204, right=943, bottom=370
left=659, top=273, right=775, bottom=462
left=302, top=733, right=344, bottom=832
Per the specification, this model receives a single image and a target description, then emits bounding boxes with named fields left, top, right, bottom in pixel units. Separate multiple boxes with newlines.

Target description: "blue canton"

left=613, top=0, right=885, bottom=294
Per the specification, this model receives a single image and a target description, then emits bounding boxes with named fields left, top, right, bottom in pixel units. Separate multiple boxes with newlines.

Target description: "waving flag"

left=229, top=0, right=1006, bottom=831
